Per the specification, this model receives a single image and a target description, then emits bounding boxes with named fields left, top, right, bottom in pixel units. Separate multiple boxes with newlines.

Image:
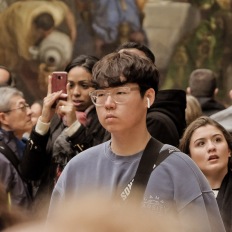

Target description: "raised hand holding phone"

left=51, top=72, right=68, bottom=108
left=40, top=75, right=65, bottom=123
left=56, top=82, right=77, bottom=127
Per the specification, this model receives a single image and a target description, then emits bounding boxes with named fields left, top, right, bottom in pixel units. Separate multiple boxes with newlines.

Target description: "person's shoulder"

left=161, top=144, right=196, bottom=167
left=211, top=105, right=232, bottom=133
left=161, top=145, right=209, bottom=178
left=160, top=144, right=204, bottom=174
left=0, top=152, right=12, bottom=165
left=157, top=145, right=212, bottom=191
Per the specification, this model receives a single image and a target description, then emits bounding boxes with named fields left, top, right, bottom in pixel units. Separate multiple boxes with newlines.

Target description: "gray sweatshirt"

left=50, top=141, right=225, bottom=232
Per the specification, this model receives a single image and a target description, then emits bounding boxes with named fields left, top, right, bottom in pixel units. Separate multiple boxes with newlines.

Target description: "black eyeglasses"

left=3, top=103, right=30, bottom=113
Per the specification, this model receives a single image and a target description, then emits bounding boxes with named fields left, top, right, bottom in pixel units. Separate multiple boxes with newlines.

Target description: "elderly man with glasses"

left=0, top=87, right=32, bottom=208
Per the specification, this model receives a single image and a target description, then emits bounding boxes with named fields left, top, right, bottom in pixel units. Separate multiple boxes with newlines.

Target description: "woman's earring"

left=147, top=97, right=150, bottom=108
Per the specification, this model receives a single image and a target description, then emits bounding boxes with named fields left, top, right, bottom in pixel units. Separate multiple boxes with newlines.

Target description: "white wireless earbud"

left=147, top=97, right=150, bottom=108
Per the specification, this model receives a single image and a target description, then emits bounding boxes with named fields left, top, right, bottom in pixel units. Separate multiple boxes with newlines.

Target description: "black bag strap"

left=123, top=137, right=178, bottom=202
left=132, top=137, right=164, bottom=187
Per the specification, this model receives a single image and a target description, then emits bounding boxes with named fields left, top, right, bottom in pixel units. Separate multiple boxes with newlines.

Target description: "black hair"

left=33, top=13, right=55, bottom=31
left=115, top=42, right=155, bottom=63
left=65, top=55, right=99, bottom=74
left=92, top=52, right=159, bottom=97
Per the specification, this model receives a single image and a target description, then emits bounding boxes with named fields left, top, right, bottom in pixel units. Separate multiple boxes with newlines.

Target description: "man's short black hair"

left=33, top=13, right=55, bottom=31
left=92, top=52, right=159, bottom=96
left=115, top=42, right=155, bottom=63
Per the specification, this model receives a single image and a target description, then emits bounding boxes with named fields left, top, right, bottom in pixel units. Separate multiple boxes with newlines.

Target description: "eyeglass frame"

left=89, top=86, right=140, bottom=106
left=2, top=103, right=30, bottom=113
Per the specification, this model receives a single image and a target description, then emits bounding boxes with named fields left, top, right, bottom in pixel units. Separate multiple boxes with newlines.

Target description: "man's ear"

left=186, top=87, right=191, bottom=94
left=0, top=112, right=9, bottom=126
left=145, top=88, right=155, bottom=107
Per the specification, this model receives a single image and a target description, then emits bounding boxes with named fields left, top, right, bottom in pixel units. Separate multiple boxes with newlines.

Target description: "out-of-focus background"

left=0, top=0, right=231, bottom=105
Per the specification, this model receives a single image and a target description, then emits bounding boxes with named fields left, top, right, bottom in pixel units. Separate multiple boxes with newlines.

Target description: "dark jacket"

left=216, top=169, right=232, bottom=232
left=0, top=129, right=32, bottom=208
left=147, top=89, right=186, bottom=147
left=197, top=97, right=225, bottom=116
left=21, top=107, right=107, bottom=199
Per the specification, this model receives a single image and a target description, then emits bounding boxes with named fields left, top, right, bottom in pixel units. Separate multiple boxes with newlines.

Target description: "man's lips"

left=208, top=155, right=219, bottom=161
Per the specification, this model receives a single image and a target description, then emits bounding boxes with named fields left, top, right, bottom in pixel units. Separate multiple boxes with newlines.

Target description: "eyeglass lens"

left=91, top=87, right=134, bottom=106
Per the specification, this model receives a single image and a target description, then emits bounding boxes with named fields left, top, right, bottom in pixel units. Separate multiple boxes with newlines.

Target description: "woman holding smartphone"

left=179, top=116, right=232, bottom=232
left=20, top=55, right=107, bottom=208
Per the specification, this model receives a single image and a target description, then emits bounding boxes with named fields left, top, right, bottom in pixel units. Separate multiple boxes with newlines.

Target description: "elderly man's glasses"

left=89, top=86, right=140, bottom=106
left=3, top=103, right=30, bottom=113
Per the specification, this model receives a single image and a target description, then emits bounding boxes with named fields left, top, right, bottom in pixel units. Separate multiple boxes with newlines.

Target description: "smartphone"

left=51, top=71, right=68, bottom=94
left=51, top=71, right=68, bottom=107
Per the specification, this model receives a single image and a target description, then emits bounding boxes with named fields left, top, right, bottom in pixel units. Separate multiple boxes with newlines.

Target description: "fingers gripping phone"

left=51, top=71, right=68, bottom=107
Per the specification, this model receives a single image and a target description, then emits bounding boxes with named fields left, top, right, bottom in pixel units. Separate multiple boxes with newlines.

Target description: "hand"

left=40, top=75, right=67, bottom=123
left=56, top=83, right=77, bottom=127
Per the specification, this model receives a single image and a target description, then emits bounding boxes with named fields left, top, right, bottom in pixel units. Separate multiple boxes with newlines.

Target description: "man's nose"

left=27, top=107, right=33, bottom=115
left=104, top=94, right=115, bottom=108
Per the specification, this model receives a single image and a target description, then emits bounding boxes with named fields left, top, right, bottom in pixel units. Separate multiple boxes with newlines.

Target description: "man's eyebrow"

left=16, top=100, right=26, bottom=105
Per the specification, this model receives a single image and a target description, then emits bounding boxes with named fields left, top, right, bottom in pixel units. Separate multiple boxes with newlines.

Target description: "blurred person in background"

left=116, top=42, right=186, bottom=146
left=21, top=55, right=107, bottom=211
left=23, top=100, right=43, bottom=141
left=185, top=94, right=202, bottom=126
left=0, top=182, right=29, bottom=231
left=187, top=68, right=225, bottom=116
left=30, top=101, right=43, bottom=127
left=0, top=66, right=15, bottom=87
left=90, top=0, right=148, bottom=57
left=0, top=87, right=32, bottom=209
